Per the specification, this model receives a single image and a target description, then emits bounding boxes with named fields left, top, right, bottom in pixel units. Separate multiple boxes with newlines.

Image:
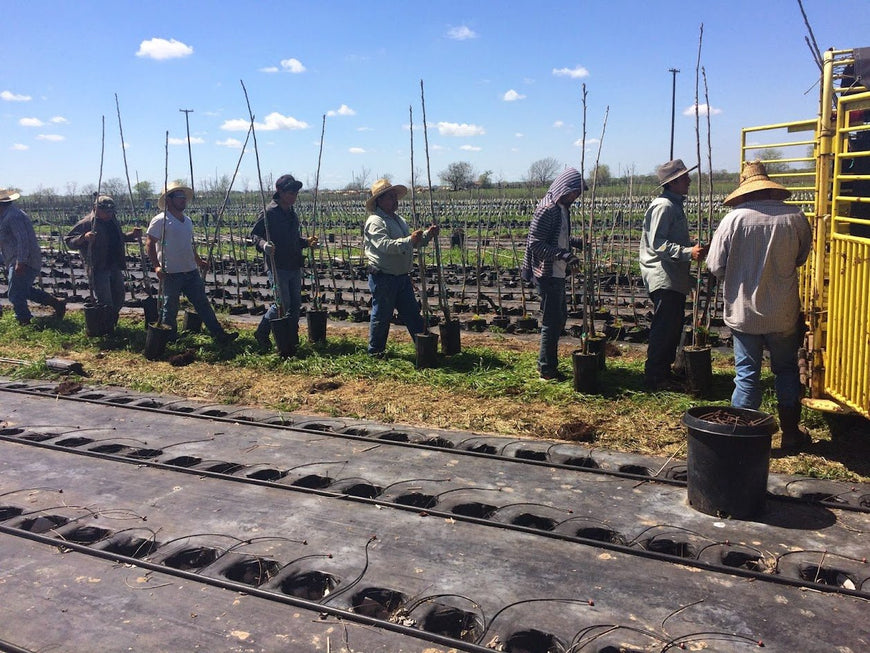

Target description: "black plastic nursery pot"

left=439, top=319, right=462, bottom=355
left=143, top=323, right=173, bottom=361
left=415, top=332, right=439, bottom=369
left=683, top=346, right=713, bottom=397
left=142, top=296, right=160, bottom=328
left=270, top=314, right=298, bottom=358
left=83, top=301, right=113, bottom=337
left=683, top=406, right=778, bottom=520
left=572, top=350, right=599, bottom=394
left=306, top=309, right=328, bottom=344
left=182, top=309, right=201, bottom=333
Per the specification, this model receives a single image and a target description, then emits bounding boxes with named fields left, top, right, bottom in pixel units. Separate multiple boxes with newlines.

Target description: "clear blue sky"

left=2, top=0, right=869, bottom=195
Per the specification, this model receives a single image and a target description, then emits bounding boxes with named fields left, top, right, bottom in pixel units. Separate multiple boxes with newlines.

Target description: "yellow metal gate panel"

left=827, top=90, right=870, bottom=417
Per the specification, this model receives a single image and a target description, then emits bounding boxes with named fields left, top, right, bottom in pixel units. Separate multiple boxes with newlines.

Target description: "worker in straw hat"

left=363, top=178, right=438, bottom=357
left=639, top=159, right=708, bottom=391
left=0, top=187, right=67, bottom=325
left=65, top=194, right=142, bottom=329
left=707, top=161, right=813, bottom=450
left=145, top=181, right=238, bottom=344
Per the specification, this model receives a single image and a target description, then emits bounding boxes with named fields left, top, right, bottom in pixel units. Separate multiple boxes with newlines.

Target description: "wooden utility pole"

left=668, top=68, right=680, bottom=160
left=179, top=108, right=195, bottom=198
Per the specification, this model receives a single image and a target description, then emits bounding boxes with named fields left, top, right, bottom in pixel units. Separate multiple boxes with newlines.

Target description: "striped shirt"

left=706, top=199, right=812, bottom=334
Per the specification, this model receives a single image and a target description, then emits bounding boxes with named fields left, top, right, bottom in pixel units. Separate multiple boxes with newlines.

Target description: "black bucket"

left=683, top=346, right=712, bottom=397
left=182, top=309, right=202, bottom=333
left=415, top=332, right=439, bottom=369
left=270, top=314, right=297, bottom=357
left=439, top=319, right=462, bottom=355
left=144, top=323, right=173, bottom=361
left=572, top=350, right=599, bottom=394
left=142, top=296, right=160, bottom=328
left=83, top=301, right=111, bottom=337
left=306, top=309, right=328, bottom=344
left=683, top=406, right=778, bottom=520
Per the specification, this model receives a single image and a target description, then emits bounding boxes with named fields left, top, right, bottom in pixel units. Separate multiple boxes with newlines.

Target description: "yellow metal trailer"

left=739, top=47, right=870, bottom=419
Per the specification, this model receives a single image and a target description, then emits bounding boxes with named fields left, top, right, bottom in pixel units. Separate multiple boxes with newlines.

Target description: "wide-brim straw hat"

left=366, top=178, right=408, bottom=212
left=0, top=189, right=21, bottom=202
left=158, top=182, right=194, bottom=210
left=656, top=159, right=698, bottom=187
left=723, top=161, right=791, bottom=207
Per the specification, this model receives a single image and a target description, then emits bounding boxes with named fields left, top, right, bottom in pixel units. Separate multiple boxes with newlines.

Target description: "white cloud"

left=259, top=66, right=279, bottom=73
left=136, top=37, right=194, bottom=60
left=436, top=121, right=485, bottom=137
left=50, top=116, right=68, bottom=124
left=502, top=89, right=526, bottom=102
left=515, top=133, right=524, bottom=138
left=168, top=136, right=205, bottom=145
left=349, top=147, right=366, bottom=154
left=11, top=143, right=29, bottom=150
left=573, top=137, right=600, bottom=147
left=36, top=134, right=65, bottom=142
left=216, top=138, right=243, bottom=148
left=553, top=65, right=589, bottom=79
left=280, top=58, right=306, bottom=73
left=460, top=145, right=482, bottom=152
left=431, top=144, right=446, bottom=151
left=553, top=120, right=564, bottom=128
left=2, top=90, right=31, bottom=102
left=327, top=104, right=356, bottom=117
left=683, top=103, right=722, bottom=116
left=446, top=25, right=477, bottom=40
left=356, top=126, right=374, bottom=132
left=221, top=112, right=309, bottom=132
left=19, top=117, right=44, bottom=127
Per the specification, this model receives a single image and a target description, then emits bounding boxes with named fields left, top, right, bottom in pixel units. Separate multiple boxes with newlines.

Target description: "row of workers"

left=0, top=160, right=811, bottom=449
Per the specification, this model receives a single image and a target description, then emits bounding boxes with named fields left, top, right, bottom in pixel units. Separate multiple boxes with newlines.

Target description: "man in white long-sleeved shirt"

left=706, top=162, right=813, bottom=450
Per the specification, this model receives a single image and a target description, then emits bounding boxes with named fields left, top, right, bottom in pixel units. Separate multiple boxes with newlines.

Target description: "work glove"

left=560, top=251, right=580, bottom=267
left=263, top=241, right=275, bottom=255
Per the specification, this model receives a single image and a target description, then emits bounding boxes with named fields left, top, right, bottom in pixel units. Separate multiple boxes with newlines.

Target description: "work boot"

left=214, top=330, right=239, bottom=345
left=777, top=404, right=812, bottom=451
left=52, top=297, right=66, bottom=321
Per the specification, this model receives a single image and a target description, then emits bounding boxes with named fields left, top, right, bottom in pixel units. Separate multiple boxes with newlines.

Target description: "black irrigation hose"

left=0, top=523, right=497, bottom=653
left=2, top=427, right=868, bottom=601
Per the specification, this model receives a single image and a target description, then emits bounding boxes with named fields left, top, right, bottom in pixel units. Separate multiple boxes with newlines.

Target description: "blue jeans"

left=731, top=328, right=803, bottom=410
left=160, top=270, right=223, bottom=336
left=367, top=272, right=424, bottom=355
left=645, top=289, right=686, bottom=383
left=257, top=267, right=302, bottom=341
left=536, top=277, right=567, bottom=375
left=90, top=267, right=126, bottom=312
left=7, top=263, right=56, bottom=322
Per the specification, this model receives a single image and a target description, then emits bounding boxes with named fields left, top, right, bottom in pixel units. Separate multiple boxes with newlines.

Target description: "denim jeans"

left=536, top=276, right=567, bottom=376
left=90, top=266, right=126, bottom=312
left=7, top=263, right=56, bottom=322
left=257, top=267, right=302, bottom=341
left=731, top=328, right=803, bottom=410
left=160, top=270, right=223, bottom=336
left=644, top=289, right=686, bottom=383
left=367, top=272, right=424, bottom=355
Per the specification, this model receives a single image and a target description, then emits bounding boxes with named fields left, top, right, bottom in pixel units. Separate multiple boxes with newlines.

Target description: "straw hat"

left=656, top=159, right=698, bottom=187
left=723, top=161, right=791, bottom=207
left=157, top=181, right=194, bottom=210
left=0, top=189, right=21, bottom=202
left=366, top=178, right=407, bottom=212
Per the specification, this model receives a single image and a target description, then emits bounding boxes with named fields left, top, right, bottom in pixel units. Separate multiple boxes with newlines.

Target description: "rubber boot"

left=777, top=404, right=811, bottom=451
